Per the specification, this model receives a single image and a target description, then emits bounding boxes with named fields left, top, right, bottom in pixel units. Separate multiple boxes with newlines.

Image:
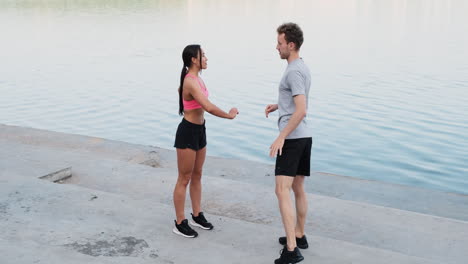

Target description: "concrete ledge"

left=38, top=167, right=72, bottom=182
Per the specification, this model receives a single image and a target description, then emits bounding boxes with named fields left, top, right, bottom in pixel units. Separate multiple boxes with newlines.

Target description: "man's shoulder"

left=285, top=67, right=310, bottom=82
left=288, top=60, right=310, bottom=74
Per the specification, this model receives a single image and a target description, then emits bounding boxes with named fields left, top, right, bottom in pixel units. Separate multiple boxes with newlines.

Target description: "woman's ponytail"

left=178, top=66, right=188, bottom=116
left=178, top=44, right=201, bottom=116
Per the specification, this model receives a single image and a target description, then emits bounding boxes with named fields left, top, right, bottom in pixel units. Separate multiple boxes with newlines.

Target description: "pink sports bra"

left=183, top=73, right=209, bottom=110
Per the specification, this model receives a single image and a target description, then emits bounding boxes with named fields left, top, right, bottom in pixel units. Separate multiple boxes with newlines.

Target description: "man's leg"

left=276, top=175, right=296, bottom=251
left=292, top=176, right=307, bottom=238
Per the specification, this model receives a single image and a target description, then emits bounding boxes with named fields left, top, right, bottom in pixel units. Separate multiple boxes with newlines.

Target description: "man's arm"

left=269, top=94, right=306, bottom=157
left=265, top=104, right=278, bottom=118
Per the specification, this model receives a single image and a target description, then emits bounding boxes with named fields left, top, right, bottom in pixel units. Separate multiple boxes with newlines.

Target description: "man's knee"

left=275, top=184, right=292, bottom=197
left=292, top=183, right=304, bottom=194
left=292, top=176, right=305, bottom=192
left=275, top=175, right=294, bottom=196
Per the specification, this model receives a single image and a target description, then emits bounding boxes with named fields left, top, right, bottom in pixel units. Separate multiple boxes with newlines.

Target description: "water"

left=1, top=0, right=467, bottom=194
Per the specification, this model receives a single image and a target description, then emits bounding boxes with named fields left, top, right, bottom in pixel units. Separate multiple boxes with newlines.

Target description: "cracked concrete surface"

left=1, top=124, right=468, bottom=264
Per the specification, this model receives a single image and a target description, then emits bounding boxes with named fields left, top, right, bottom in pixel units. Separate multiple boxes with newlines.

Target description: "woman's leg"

left=190, top=147, right=206, bottom=216
left=173, top=148, right=197, bottom=224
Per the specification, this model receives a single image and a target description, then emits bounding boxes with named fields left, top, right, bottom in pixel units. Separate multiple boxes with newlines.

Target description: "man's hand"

left=265, top=104, right=278, bottom=118
left=269, top=136, right=285, bottom=157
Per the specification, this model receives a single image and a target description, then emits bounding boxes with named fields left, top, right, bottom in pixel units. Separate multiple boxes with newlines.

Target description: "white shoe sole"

left=172, top=227, right=197, bottom=238
left=189, top=220, right=213, bottom=230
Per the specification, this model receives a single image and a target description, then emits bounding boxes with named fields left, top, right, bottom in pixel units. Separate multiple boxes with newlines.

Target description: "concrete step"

left=45, top=158, right=467, bottom=264
left=0, top=178, right=444, bottom=264
left=3, top=123, right=468, bottom=222
left=199, top=157, right=468, bottom=222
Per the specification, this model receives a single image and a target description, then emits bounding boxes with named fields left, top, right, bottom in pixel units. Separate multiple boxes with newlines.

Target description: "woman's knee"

left=191, top=169, right=203, bottom=179
left=177, top=173, right=192, bottom=186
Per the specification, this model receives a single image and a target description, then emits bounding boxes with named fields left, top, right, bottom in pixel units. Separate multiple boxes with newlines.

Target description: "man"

left=265, top=22, right=312, bottom=264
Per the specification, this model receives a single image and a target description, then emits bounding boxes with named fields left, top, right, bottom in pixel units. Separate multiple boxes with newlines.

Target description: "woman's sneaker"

left=278, top=235, right=308, bottom=249
left=189, top=212, right=214, bottom=230
left=274, top=246, right=304, bottom=264
left=173, top=219, right=198, bottom=238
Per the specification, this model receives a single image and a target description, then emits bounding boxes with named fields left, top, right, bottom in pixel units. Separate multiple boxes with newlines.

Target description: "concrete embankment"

left=1, top=124, right=467, bottom=264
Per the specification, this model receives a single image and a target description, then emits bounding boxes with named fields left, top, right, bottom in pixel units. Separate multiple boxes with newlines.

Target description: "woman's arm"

left=185, top=79, right=238, bottom=119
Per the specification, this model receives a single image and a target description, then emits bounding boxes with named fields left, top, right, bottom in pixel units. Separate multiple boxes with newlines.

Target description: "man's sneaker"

left=278, top=235, right=308, bottom=249
left=189, top=212, right=214, bottom=230
left=274, top=246, right=304, bottom=264
left=172, top=219, right=198, bottom=238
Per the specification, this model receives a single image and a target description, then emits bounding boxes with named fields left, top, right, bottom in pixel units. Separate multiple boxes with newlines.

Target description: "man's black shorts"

left=275, top=137, right=312, bottom=177
left=174, top=118, right=207, bottom=151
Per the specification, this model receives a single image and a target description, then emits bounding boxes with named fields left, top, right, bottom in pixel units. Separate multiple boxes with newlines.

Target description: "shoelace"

left=278, top=248, right=285, bottom=257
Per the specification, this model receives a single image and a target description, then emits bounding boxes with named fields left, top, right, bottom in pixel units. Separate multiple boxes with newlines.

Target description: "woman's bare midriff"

left=183, top=108, right=205, bottom=125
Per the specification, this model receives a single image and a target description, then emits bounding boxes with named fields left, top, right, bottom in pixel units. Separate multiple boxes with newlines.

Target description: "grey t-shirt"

left=277, top=58, right=311, bottom=139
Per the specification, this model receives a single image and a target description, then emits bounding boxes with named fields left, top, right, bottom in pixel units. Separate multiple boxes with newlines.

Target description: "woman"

left=172, top=44, right=238, bottom=238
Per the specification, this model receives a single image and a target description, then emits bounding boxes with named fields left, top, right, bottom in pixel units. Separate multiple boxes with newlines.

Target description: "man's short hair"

left=277, top=23, right=304, bottom=50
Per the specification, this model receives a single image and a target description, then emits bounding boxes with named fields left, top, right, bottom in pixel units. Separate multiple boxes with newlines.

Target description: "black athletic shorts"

left=174, top=118, right=207, bottom=151
left=275, top=137, right=312, bottom=177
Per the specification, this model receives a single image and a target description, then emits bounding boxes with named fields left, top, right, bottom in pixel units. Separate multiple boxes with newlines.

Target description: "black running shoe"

left=190, top=212, right=214, bottom=230
left=173, top=219, right=198, bottom=238
left=278, top=235, right=308, bottom=249
left=274, top=246, right=304, bottom=264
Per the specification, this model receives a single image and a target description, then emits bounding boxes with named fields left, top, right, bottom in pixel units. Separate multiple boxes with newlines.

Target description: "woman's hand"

left=228, top=108, right=239, bottom=119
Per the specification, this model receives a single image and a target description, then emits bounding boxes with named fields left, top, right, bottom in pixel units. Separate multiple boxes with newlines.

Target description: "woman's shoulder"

left=183, top=75, right=199, bottom=90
